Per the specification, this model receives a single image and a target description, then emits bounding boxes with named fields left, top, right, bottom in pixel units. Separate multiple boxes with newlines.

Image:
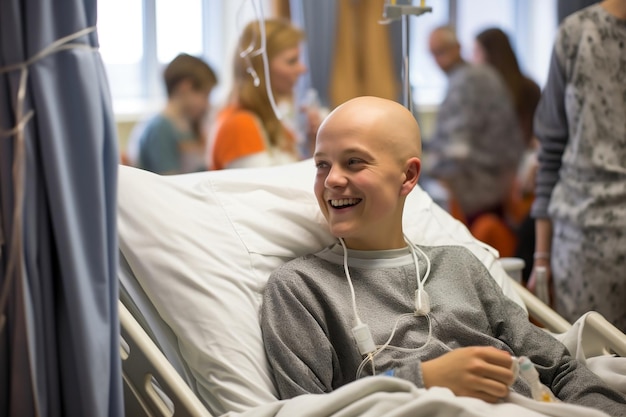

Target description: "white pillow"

left=117, top=160, right=524, bottom=416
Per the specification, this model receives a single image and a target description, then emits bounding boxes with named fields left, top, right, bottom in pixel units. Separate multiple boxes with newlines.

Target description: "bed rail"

left=504, top=265, right=626, bottom=357
left=119, top=301, right=213, bottom=417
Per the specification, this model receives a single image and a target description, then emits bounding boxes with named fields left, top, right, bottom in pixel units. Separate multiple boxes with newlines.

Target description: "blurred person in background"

left=129, top=53, right=217, bottom=174
left=474, top=28, right=540, bottom=148
left=558, top=0, right=601, bottom=22
left=529, top=0, right=626, bottom=331
left=210, top=18, right=321, bottom=170
left=473, top=27, right=541, bottom=280
left=426, top=26, right=524, bottom=257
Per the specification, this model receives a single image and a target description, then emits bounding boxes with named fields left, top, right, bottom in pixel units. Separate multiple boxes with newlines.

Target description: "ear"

left=400, top=157, right=421, bottom=197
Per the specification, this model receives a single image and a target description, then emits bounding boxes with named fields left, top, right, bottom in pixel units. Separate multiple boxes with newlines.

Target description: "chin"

left=328, top=225, right=359, bottom=241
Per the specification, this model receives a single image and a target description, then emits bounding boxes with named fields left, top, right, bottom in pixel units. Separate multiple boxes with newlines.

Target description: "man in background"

left=425, top=26, right=524, bottom=256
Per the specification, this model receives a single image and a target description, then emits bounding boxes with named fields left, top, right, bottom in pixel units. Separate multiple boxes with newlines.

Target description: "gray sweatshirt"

left=261, top=243, right=626, bottom=415
left=427, top=62, right=524, bottom=217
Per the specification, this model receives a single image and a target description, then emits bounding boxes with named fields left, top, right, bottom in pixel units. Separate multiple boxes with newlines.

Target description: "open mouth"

left=329, top=198, right=362, bottom=209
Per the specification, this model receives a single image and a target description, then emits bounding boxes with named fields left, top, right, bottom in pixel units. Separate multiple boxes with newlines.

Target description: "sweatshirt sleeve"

left=260, top=265, right=428, bottom=399
left=477, top=265, right=626, bottom=414
left=261, top=269, right=340, bottom=399
left=531, top=45, right=569, bottom=219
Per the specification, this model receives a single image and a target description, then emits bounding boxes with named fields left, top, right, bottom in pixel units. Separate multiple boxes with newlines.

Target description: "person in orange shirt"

left=210, top=19, right=318, bottom=170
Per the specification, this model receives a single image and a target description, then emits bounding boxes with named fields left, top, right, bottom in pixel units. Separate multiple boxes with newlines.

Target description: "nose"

left=324, top=164, right=348, bottom=189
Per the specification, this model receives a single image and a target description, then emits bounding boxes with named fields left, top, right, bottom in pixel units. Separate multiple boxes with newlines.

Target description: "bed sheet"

left=222, top=376, right=611, bottom=417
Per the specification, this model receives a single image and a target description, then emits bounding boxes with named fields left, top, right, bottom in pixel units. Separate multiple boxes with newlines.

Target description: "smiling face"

left=313, top=97, right=422, bottom=250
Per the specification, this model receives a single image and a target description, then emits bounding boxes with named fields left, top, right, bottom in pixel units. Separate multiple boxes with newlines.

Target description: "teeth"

left=330, top=198, right=360, bottom=207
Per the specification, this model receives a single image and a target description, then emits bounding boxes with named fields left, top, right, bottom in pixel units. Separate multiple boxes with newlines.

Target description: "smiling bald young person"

left=260, top=97, right=626, bottom=414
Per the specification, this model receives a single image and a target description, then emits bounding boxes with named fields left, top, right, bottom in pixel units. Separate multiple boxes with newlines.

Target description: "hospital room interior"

left=1, top=0, right=626, bottom=416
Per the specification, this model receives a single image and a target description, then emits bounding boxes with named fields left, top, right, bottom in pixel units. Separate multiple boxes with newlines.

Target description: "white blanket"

left=555, top=312, right=626, bottom=394
left=223, top=376, right=609, bottom=417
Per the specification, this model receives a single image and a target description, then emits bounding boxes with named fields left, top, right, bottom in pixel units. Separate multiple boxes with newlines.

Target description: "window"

left=155, top=0, right=204, bottom=64
left=98, top=0, right=558, bottom=114
left=97, top=0, right=272, bottom=116
left=97, top=0, right=144, bottom=100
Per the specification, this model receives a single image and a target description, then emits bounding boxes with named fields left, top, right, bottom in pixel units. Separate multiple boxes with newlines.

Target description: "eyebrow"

left=314, top=147, right=375, bottom=159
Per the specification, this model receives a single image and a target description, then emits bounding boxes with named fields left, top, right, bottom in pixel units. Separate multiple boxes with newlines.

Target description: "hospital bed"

left=116, top=160, right=626, bottom=417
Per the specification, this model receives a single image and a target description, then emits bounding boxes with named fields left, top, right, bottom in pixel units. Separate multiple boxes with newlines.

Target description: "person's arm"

left=261, top=266, right=430, bottom=398
left=427, top=74, right=474, bottom=180
left=210, top=111, right=267, bottom=170
left=261, top=272, right=337, bottom=399
left=479, top=261, right=626, bottom=414
left=529, top=44, right=569, bottom=293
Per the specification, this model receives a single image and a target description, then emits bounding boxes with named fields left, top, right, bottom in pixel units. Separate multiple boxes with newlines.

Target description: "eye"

left=315, top=160, right=329, bottom=169
left=347, top=158, right=364, bottom=166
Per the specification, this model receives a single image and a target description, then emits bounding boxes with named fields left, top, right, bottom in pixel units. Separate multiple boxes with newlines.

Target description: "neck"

left=446, top=59, right=466, bottom=74
left=342, top=232, right=407, bottom=251
left=163, top=100, right=191, bottom=131
left=602, top=0, right=626, bottom=19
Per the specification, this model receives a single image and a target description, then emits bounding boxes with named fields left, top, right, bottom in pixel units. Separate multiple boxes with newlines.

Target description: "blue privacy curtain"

left=0, top=0, right=123, bottom=416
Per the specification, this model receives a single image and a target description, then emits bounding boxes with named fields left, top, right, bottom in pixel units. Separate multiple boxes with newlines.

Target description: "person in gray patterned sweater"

left=530, top=0, right=626, bottom=332
left=425, top=26, right=525, bottom=228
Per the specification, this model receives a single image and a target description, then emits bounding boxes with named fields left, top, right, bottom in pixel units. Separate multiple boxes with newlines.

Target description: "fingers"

left=422, top=346, right=516, bottom=402
left=466, top=376, right=511, bottom=401
left=450, top=369, right=511, bottom=402
left=469, top=347, right=516, bottom=385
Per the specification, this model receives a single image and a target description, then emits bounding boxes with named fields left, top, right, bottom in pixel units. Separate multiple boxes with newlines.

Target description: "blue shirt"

left=137, top=114, right=194, bottom=174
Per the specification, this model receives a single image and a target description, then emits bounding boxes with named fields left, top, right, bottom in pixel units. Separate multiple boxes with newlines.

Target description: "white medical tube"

left=338, top=238, right=376, bottom=356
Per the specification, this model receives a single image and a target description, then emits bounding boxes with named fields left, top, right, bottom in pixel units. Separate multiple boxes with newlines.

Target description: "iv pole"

left=383, top=0, right=432, bottom=113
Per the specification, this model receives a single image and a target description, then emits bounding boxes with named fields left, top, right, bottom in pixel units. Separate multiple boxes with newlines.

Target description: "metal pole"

left=401, top=14, right=412, bottom=112
left=383, top=1, right=432, bottom=111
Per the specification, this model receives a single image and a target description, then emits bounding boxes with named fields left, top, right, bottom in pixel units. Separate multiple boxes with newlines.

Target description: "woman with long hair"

left=210, top=19, right=310, bottom=170
left=473, top=28, right=541, bottom=146
left=472, top=27, right=543, bottom=277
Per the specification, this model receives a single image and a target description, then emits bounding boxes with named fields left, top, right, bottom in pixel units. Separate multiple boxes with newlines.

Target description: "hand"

left=527, top=261, right=554, bottom=307
left=421, top=346, right=515, bottom=403
left=520, top=158, right=538, bottom=196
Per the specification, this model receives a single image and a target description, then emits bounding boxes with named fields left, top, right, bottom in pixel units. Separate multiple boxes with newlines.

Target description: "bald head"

left=429, top=26, right=462, bottom=73
left=429, top=26, right=458, bottom=46
left=313, top=96, right=422, bottom=250
left=316, top=96, right=422, bottom=163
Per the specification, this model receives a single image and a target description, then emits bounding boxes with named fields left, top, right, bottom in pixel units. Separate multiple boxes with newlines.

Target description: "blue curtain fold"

left=289, top=0, right=337, bottom=108
left=0, top=0, right=123, bottom=416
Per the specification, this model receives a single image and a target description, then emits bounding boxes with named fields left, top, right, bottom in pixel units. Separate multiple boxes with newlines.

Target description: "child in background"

left=130, top=53, right=217, bottom=174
